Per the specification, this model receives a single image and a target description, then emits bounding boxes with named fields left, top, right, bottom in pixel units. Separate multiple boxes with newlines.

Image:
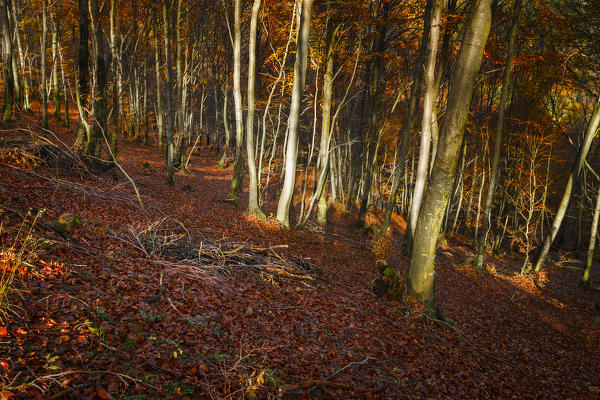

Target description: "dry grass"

left=0, top=210, right=44, bottom=321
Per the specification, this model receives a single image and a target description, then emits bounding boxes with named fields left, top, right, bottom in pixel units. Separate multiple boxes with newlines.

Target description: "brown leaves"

left=0, top=122, right=598, bottom=399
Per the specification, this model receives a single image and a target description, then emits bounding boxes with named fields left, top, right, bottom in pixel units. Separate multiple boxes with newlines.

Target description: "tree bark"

left=163, top=0, right=175, bottom=185
left=276, top=0, right=314, bottom=227
left=582, top=182, right=600, bottom=285
left=316, top=4, right=336, bottom=225
left=75, top=0, right=89, bottom=148
left=52, top=18, right=60, bottom=118
left=225, top=0, right=244, bottom=204
left=84, top=0, right=108, bottom=158
left=473, top=0, right=523, bottom=269
left=245, top=0, right=266, bottom=218
left=41, top=0, right=48, bottom=128
left=12, top=0, right=29, bottom=112
left=380, top=0, right=432, bottom=236
left=0, top=0, right=15, bottom=122
left=407, top=0, right=493, bottom=316
left=153, top=7, right=164, bottom=153
left=404, top=0, right=442, bottom=249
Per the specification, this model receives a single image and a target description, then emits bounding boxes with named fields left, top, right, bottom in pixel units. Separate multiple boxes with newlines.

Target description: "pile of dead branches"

left=0, top=134, right=113, bottom=177
left=111, top=219, right=319, bottom=286
left=165, top=240, right=318, bottom=286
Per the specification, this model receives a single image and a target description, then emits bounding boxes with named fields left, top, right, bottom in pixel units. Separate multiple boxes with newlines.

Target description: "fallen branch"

left=280, top=356, right=376, bottom=396
left=279, top=380, right=354, bottom=394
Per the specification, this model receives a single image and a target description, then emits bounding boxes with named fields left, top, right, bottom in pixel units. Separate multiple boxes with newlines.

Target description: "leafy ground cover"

left=0, top=116, right=599, bottom=399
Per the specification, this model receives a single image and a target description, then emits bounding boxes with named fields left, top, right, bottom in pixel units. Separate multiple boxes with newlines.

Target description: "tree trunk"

left=75, top=0, right=89, bottom=148
left=225, top=0, right=244, bottom=204
left=316, top=5, right=336, bottom=225
left=404, top=0, right=442, bottom=250
left=407, top=0, right=493, bottom=316
left=276, top=0, right=314, bottom=228
left=582, top=182, right=600, bottom=285
left=52, top=18, right=60, bottom=118
left=163, top=0, right=175, bottom=185
left=109, top=0, right=119, bottom=155
left=153, top=7, right=164, bottom=153
left=380, top=0, right=432, bottom=236
left=219, top=77, right=230, bottom=168
left=473, top=0, right=523, bottom=269
left=84, top=0, right=108, bottom=158
left=41, top=0, right=48, bottom=128
left=0, top=0, right=14, bottom=122
left=245, top=0, right=265, bottom=218
left=57, top=34, right=69, bottom=127
left=12, top=0, right=29, bottom=112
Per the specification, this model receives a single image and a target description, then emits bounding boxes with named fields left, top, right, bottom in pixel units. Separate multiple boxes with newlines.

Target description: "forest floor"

left=0, top=112, right=599, bottom=399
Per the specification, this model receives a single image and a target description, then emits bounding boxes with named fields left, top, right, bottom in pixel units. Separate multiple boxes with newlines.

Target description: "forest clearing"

left=1, top=0, right=600, bottom=398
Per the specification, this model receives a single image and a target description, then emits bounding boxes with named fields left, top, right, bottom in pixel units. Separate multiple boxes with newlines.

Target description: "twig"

left=279, top=356, right=376, bottom=396
left=279, top=380, right=355, bottom=394
left=324, top=356, right=377, bottom=380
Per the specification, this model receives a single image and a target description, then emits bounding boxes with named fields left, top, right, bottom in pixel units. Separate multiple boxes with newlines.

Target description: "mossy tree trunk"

left=407, top=0, right=493, bottom=316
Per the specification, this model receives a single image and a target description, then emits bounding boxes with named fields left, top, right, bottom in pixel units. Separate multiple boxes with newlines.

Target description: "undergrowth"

left=0, top=209, right=43, bottom=321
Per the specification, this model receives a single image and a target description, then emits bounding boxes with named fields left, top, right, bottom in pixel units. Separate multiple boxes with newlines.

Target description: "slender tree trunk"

left=41, top=0, right=48, bottom=128
left=225, top=0, right=245, bottom=204
left=407, top=0, right=493, bottom=316
left=57, top=35, right=69, bottom=127
left=276, top=0, right=315, bottom=227
left=75, top=0, right=89, bottom=148
left=85, top=0, right=108, bottom=158
left=174, top=0, right=187, bottom=168
left=583, top=182, right=600, bottom=285
left=6, top=0, right=19, bottom=107
left=12, top=0, right=28, bottom=112
left=219, top=77, right=230, bottom=168
left=0, top=0, right=14, bottom=122
left=316, top=6, right=336, bottom=225
left=380, top=0, right=432, bottom=235
left=153, top=8, right=164, bottom=153
left=52, top=19, right=60, bottom=118
left=109, top=0, right=119, bottom=155
left=404, top=0, right=442, bottom=249
left=245, top=0, right=266, bottom=217
left=473, top=0, right=523, bottom=269
left=163, top=0, right=175, bottom=185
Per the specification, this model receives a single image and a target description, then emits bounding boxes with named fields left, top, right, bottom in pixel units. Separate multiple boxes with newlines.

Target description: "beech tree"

left=472, top=0, right=523, bottom=270
left=406, top=0, right=493, bottom=315
left=276, top=0, right=314, bottom=228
